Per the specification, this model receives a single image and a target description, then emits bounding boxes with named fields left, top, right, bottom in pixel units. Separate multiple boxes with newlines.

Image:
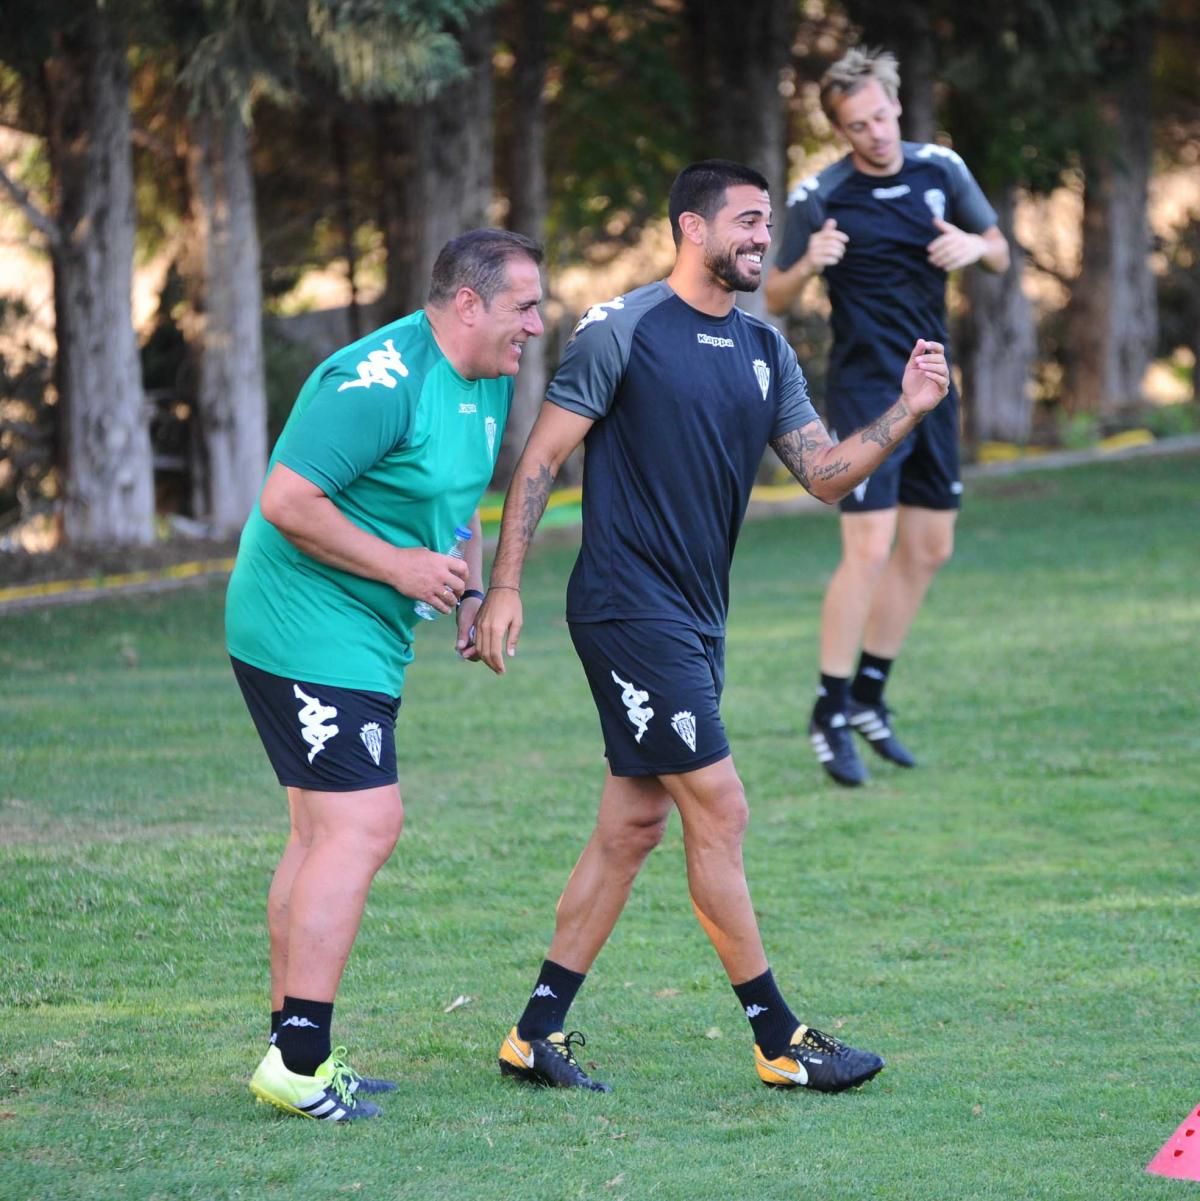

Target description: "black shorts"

left=568, top=619, right=731, bottom=778
left=230, top=657, right=401, bottom=792
left=831, top=389, right=962, bottom=513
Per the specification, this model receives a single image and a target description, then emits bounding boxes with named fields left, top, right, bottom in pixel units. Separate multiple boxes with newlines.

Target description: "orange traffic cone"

left=1147, top=1103, right=1200, bottom=1181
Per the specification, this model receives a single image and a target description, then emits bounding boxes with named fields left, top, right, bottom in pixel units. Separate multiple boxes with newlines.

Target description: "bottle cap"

left=454, top=525, right=473, bottom=541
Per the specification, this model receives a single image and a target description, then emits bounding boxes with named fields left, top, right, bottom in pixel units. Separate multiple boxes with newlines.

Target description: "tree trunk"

left=332, top=107, right=361, bottom=342
left=382, top=15, right=497, bottom=317
left=896, top=14, right=935, bottom=144
left=960, top=187, right=1036, bottom=444
left=684, top=0, right=794, bottom=321
left=46, top=9, right=154, bottom=547
left=842, top=2, right=935, bottom=141
left=374, top=100, right=420, bottom=322
left=494, top=0, right=548, bottom=489
left=182, top=108, right=267, bottom=536
left=1061, top=19, right=1157, bottom=417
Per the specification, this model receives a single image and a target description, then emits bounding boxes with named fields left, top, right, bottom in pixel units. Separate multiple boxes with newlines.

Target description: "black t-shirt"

left=777, top=142, right=997, bottom=410
left=548, top=281, right=818, bottom=635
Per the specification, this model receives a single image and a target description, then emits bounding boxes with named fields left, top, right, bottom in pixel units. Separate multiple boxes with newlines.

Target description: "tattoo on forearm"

left=811, top=458, right=851, bottom=482
left=771, top=426, right=829, bottom=493
left=861, top=401, right=909, bottom=449
left=519, top=463, right=554, bottom=543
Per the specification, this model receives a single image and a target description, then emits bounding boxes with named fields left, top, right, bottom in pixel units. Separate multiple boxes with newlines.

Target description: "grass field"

left=1, top=452, right=1198, bottom=1201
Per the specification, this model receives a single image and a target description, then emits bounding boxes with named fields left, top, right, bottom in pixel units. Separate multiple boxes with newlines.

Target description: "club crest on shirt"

left=924, top=188, right=947, bottom=222
left=486, top=415, right=497, bottom=458
left=752, top=359, right=770, bottom=400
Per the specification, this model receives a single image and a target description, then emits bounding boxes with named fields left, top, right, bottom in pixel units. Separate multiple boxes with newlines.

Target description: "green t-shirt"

left=226, top=310, right=510, bottom=695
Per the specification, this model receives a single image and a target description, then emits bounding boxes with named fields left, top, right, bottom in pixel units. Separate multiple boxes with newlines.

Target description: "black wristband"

left=458, top=589, right=486, bottom=607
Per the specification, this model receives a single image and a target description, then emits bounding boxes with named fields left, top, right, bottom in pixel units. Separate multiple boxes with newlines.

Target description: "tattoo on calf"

left=861, top=402, right=908, bottom=449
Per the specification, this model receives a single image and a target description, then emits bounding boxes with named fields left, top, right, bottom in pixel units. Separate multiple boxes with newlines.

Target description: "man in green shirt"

left=227, top=229, right=544, bottom=1121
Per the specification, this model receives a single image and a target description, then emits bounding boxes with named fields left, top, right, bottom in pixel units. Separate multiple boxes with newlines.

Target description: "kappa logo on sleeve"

left=337, top=339, right=410, bottom=392
left=573, top=296, right=625, bottom=336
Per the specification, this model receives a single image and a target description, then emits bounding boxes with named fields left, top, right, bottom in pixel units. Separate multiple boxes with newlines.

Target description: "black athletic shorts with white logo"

left=832, top=389, right=962, bottom=513
left=230, top=657, right=400, bottom=791
left=568, top=619, right=731, bottom=778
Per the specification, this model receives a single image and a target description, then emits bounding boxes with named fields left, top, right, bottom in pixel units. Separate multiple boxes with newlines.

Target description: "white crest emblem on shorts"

left=485, top=415, right=497, bottom=459
left=611, top=671, right=654, bottom=743
left=360, top=722, right=382, bottom=766
left=671, top=710, right=697, bottom=752
left=294, top=685, right=339, bottom=763
left=924, top=188, right=946, bottom=222
left=752, top=359, right=770, bottom=400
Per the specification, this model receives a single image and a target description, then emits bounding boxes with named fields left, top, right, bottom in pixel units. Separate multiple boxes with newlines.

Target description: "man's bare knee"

left=681, top=780, right=750, bottom=851
left=600, top=810, right=669, bottom=865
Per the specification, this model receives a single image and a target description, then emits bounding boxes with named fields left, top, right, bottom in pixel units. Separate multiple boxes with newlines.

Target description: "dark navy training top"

left=776, top=142, right=997, bottom=406
left=547, top=281, right=818, bottom=636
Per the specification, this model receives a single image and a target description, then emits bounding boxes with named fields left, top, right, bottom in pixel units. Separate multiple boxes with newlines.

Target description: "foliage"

left=841, top=0, right=1157, bottom=195
left=171, top=0, right=492, bottom=115
left=0, top=299, right=55, bottom=540
left=537, top=0, right=693, bottom=264
left=262, top=325, right=322, bottom=447
left=1156, top=208, right=1200, bottom=362
left=2, top=454, right=1198, bottom=1198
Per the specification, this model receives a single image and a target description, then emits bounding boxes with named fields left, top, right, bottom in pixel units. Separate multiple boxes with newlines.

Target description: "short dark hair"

left=428, top=228, right=543, bottom=307
left=667, top=160, right=770, bottom=246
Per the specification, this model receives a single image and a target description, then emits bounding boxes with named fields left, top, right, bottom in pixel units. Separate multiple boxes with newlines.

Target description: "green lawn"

left=1, top=452, right=1197, bottom=1201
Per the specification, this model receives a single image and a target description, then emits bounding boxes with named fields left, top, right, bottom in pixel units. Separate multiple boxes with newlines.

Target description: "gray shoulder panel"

left=547, top=281, right=673, bottom=420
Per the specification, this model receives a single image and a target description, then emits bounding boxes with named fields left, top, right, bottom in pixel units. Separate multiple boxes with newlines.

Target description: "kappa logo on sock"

left=744, top=1004, right=770, bottom=1018
left=531, top=984, right=558, bottom=999
left=280, top=1016, right=321, bottom=1029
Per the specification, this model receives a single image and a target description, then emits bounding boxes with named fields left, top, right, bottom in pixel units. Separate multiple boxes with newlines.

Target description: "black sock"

left=733, top=968, right=799, bottom=1059
left=270, top=1009, right=282, bottom=1043
left=813, top=673, right=849, bottom=721
left=275, top=996, right=333, bottom=1076
left=851, top=652, right=893, bottom=707
left=516, top=960, right=586, bottom=1040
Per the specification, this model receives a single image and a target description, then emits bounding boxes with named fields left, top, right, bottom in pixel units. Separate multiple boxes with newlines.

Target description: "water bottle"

left=413, top=525, right=472, bottom=621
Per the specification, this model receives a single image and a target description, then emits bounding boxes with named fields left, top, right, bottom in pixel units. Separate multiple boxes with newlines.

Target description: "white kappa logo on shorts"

left=611, top=671, right=654, bottom=743
left=360, top=722, right=383, bottom=766
left=294, top=685, right=339, bottom=763
left=671, top=710, right=697, bottom=752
